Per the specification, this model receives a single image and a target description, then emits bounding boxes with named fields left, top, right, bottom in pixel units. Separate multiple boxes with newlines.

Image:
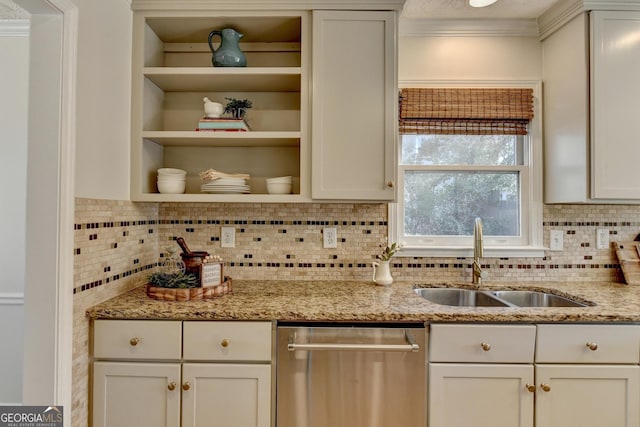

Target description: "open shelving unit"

left=130, top=12, right=310, bottom=202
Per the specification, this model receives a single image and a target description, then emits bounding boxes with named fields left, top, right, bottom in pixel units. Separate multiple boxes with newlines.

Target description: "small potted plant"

left=373, top=242, right=401, bottom=286
left=146, top=271, right=201, bottom=301
left=224, top=97, right=253, bottom=119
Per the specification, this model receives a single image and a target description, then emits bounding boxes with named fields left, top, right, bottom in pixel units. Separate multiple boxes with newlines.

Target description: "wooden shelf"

left=144, top=67, right=302, bottom=92
left=142, top=131, right=301, bottom=147
left=132, top=192, right=310, bottom=203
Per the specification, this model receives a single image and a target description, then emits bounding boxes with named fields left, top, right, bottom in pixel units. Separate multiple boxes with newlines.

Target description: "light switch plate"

left=596, top=229, right=610, bottom=249
left=550, top=230, right=563, bottom=251
left=221, top=226, right=235, bottom=248
left=323, top=228, right=337, bottom=248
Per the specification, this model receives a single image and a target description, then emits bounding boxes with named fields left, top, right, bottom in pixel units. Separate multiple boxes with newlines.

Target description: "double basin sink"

left=414, top=287, right=589, bottom=308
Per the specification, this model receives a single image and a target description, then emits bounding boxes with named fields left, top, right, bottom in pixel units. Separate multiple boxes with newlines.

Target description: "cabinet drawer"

left=183, top=321, right=272, bottom=361
left=93, top=320, right=182, bottom=360
left=536, top=324, right=640, bottom=363
left=429, top=324, right=536, bottom=363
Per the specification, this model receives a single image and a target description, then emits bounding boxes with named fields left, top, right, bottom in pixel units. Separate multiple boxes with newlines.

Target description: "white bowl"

left=267, top=181, right=292, bottom=194
left=157, top=180, right=186, bottom=194
left=157, top=168, right=187, bottom=177
left=157, top=177, right=186, bottom=183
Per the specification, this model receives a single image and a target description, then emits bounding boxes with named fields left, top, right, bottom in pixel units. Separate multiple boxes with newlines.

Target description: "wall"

left=71, top=32, right=640, bottom=427
left=0, top=20, right=28, bottom=405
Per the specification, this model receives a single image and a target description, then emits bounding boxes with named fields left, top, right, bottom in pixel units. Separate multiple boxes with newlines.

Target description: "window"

left=391, top=85, right=544, bottom=258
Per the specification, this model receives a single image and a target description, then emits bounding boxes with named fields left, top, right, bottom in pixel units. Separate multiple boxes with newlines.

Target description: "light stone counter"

left=85, top=280, right=640, bottom=323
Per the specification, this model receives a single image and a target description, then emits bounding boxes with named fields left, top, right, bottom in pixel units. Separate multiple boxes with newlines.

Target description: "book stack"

left=196, top=117, right=250, bottom=132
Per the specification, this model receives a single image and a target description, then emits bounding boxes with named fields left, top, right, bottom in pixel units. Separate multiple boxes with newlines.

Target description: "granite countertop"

left=86, top=280, right=640, bottom=323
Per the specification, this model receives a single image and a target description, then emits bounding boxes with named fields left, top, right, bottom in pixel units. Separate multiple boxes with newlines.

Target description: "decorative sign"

left=201, top=262, right=223, bottom=287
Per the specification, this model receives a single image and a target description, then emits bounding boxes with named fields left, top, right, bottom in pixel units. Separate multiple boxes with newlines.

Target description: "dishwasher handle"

left=287, top=329, right=420, bottom=353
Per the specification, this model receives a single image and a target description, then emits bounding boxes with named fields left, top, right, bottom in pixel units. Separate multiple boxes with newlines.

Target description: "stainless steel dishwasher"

left=276, top=323, right=426, bottom=427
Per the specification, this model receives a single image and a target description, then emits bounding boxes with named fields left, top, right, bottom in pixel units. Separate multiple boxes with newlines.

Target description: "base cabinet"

left=93, top=362, right=181, bottom=427
left=535, top=365, right=640, bottom=427
left=429, top=364, right=534, bottom=427
left=429, top=323, right=640, bottom=427
left=92, top=320, right=273, bottom=427
left=182, top=363, right=271, bottom=427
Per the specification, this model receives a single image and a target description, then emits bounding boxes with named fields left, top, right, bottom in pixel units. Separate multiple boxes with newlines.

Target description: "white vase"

left=372, top=260, right=393, bottom=286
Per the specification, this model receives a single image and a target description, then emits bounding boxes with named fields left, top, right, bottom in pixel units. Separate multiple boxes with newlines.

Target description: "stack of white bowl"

left=266, top=175, right=293, bottom=194
left=157, top=168, right=186, bottom=194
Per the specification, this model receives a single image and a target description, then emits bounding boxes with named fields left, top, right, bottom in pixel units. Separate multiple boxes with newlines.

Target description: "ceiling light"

left=468, top=0, right=498, bottom=7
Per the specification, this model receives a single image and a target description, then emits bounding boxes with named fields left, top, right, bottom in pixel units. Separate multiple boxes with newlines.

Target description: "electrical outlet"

left=596, top=229, right=610, bottom=249
left=323, top=228, right=337, bottom=249
left=221, top=226, right=235, bottom=248
left=550, top=230, right=563, bottom=251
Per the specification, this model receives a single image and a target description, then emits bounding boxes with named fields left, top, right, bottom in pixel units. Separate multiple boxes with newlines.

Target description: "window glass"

left=403, top=170, right=520, bottom=237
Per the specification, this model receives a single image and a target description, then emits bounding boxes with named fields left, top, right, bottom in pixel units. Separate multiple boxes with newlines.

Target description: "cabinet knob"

left=525, top=384, right=536, bottom=393
left=586, top=342, right=598, bottom=351
left=480, top=342, right=491, bottom=351
left=182, top=382, right=191, bottom=391
left=129, top=337, right=140, bottom=346
left=386, top=181, right=395, bottom=188
left=167, top=381, right=176, bottom=391
left=221, top=339, right=230, bottom=348
left=540, top=383, right=551, bottom=392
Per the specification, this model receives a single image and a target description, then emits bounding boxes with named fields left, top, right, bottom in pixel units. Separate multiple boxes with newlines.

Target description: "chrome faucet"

left=472, top=218, right=485, bottom=284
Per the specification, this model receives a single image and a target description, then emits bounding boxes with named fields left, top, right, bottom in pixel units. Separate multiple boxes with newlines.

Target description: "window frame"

left=390, top=81, right=545, bottom=258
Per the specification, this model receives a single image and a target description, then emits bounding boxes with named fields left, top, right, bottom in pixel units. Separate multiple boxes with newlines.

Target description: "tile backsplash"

left=71, top=197, right=639, bottom=427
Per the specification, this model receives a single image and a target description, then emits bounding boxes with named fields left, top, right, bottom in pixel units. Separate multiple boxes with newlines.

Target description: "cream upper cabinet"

left=311, top=10, right=397, bottom=201
left=129, top=1, right=404, bottom=203
left=543, top=10, right=640, bottom=203
left=590, top=11, right=640, bottom=199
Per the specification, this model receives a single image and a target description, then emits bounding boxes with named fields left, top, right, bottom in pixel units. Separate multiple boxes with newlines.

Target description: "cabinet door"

left=93, top=361, right=181, bottom=427
left=181, top=363, right=271, bottom=427
left=312, top=10, right=397, bottom=200
left=536, top=365, right=640, bottom=427
left=591, top=11, right=640, bottom=199
left=429, top=363, right=534, bottom=427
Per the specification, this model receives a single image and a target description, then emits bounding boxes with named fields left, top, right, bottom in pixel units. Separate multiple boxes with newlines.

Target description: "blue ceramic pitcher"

left=208, top=28, right=247, bottom=67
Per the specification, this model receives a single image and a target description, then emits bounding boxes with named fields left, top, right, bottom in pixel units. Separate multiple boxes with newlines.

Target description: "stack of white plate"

left=157, top=168, right=186, bottom=194
left=201, top=177, right=250, bottom=194
left=266, top=176, right=293, bottom=194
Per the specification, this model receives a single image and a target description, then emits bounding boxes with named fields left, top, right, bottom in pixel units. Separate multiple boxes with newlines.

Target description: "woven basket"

left=146, top=277, right=232, bottom=301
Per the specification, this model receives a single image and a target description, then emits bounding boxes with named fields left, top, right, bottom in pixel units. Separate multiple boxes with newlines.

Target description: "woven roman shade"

left=399, top=88, right=534, bottom=135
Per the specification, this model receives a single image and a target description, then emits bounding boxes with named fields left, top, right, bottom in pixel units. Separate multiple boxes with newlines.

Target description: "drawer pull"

left=221, top=339, right=230, bottom=348
left=480, top=342, right=491, bottom=351
left=586, top=342, right=598, bottom=351
left=386, top=181, right=395, bottom=188
left=167, top=381, right=176, bottom=391
left=129, top=337, right=140, bottom=346
left=182, top=382, right=191, bottom=391
left=525, top=384, right=536, bottom=393
left=540, top=383, right=551, bottom=392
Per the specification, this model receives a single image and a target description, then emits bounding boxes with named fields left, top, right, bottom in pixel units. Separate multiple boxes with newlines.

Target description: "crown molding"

left=131, top=0, right=406, bottom=12
left=0, top=18, right=29, bottom=36
left=538, top=0, right=640, bottom=40
left=400, top=18, right=539, bottom=37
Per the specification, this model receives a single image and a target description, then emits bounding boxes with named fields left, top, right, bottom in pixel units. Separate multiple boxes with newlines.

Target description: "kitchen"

left=3, top=0, right=640, bottom=426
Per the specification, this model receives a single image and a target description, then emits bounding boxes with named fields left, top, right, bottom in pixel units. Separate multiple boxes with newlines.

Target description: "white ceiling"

left=401, top=0, right=562, bottom=19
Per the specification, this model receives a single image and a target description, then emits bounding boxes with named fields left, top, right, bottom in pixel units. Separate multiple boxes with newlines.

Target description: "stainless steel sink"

left=414, top=287, right=589, bottom=308
left=489, top=290, right=587, bottom=307
left=414, top=288, right=508, bottom=307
